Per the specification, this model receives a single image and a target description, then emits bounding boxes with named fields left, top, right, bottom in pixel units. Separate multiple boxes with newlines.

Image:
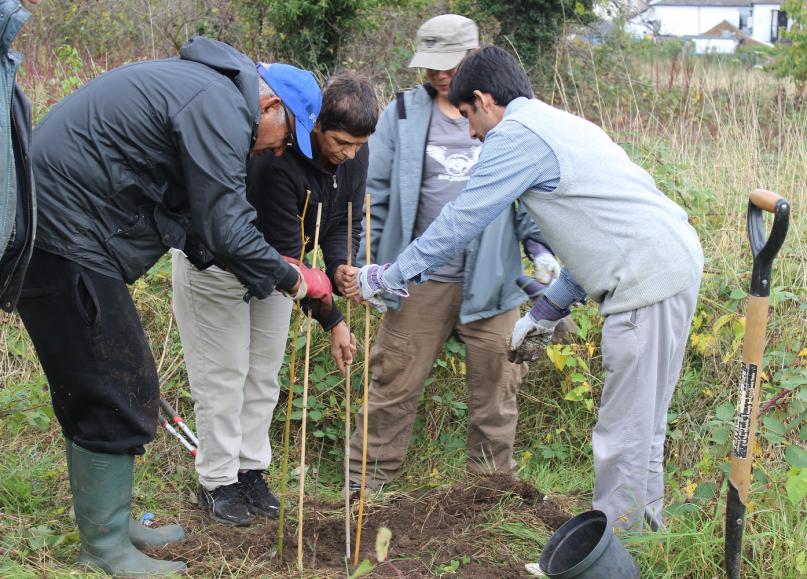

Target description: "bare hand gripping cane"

left=725, top=189, right=790, bottom=579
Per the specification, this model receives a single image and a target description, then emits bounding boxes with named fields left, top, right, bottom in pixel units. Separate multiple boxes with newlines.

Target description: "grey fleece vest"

left=508, top=98, right=703, bottom=315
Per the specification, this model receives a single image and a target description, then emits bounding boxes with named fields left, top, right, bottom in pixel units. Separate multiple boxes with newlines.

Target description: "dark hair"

left=317, top=71, right=379, bottom=137
left=448, top=46, right=533, bottom=108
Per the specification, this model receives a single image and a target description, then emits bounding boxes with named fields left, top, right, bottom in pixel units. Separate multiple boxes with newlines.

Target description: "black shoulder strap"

left=395, top=91, right=406, bottom=120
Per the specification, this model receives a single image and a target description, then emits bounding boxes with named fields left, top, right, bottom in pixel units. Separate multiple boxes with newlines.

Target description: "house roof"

left=700, top=19, right=770, bottom=45
left=650, top=0, right=751, bottom=6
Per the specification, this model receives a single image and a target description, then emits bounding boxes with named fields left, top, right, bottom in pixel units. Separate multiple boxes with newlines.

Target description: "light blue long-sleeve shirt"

left=382, top=110, right=587, bottom=311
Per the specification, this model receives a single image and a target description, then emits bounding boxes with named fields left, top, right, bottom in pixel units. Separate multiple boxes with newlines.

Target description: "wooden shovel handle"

left=749, top=189, right=783, bottom=213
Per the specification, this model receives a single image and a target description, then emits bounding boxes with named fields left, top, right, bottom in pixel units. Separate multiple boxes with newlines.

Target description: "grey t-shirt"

left=413, top=103, right=482, bottom=282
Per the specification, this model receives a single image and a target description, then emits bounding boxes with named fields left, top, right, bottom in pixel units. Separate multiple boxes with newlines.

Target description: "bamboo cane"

left=277, top=190, right=311, bottom=561
left=344, top=201, right=353, bottom=561
left=297, top=202, right=324, bottom=570
left=353, top=193, right=372, bottom=566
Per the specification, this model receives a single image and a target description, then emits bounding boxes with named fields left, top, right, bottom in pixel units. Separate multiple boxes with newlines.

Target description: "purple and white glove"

left=508, top=295, right=568, bottom=364
left=357, top=263, right=408, bottom=313
left=525, top=240, right=561, bottom=284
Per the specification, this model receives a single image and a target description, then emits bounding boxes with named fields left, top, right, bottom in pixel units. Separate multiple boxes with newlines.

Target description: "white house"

left=627, top=0, right=792, bottom=47
left=751, top=1, right=790, bottom=43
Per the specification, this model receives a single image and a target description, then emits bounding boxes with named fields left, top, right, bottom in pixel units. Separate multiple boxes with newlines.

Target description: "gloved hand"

left=508, top=294, right=569, bottom=364
left=508, top=313, right=559, bottom=364
left=357, top=263, right=408, bottom=312
left=525, top=240, right=561, bottom=284
left=281, top=256, right=333, bottom=309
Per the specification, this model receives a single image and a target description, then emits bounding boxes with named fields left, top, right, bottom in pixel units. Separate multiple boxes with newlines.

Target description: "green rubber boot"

left=69, top=442, right=187, bottom=576
left=66, top=439, right=186, bottom=550
left=128, top=518, right=185, bottom=550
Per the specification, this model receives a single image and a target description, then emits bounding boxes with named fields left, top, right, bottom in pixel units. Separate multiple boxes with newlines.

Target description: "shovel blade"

left=725, top=481, right=747, bottom=579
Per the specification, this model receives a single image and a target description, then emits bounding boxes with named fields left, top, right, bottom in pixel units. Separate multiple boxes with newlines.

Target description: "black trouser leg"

left=17, top=249, right=159, bottom=454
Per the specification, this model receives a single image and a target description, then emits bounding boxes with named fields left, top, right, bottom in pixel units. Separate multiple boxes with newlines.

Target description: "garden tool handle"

left=747, top=189, right=790, bottom=297
left=726, top=189, right=790, bottom=579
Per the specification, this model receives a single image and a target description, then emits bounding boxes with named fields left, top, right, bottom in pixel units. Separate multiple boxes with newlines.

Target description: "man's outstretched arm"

left=379, top=123, right=556, bottom=291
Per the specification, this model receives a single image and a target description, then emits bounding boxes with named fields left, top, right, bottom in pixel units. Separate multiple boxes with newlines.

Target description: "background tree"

left=239, top=0, right=387, bottom=74
left=774, top=0, right=807, bottom=102
left=451, top=0, right=596, bottom=69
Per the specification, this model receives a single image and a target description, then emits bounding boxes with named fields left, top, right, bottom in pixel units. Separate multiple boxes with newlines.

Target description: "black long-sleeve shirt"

left=246, top=144, right=368, bottom=329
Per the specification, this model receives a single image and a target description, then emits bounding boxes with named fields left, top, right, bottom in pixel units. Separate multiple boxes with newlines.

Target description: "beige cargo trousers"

left=348, top=280, right=524, bottom=488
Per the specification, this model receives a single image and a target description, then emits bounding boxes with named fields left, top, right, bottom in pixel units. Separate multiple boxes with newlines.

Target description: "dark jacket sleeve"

left=172, top=83, right=297, bottom=299
left=319, top=146, right=368, bottom=284
left=248, top=153, right=344, bottom=331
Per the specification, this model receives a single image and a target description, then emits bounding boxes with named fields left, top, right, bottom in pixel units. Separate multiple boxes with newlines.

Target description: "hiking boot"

left=346, top=480, right=384, bottom=501
left=237, top=470, right=280, bottom=518
left=198, top=483, right=252, bottom=526
left=68, top=442, right=187, bottom=576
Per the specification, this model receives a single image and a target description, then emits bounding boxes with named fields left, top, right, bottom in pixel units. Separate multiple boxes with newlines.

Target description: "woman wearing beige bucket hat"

left=347, top=15, right=560, bottom=492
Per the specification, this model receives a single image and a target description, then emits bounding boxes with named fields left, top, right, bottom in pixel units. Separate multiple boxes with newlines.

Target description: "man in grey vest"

left=355, top=46, right=703, bottom=531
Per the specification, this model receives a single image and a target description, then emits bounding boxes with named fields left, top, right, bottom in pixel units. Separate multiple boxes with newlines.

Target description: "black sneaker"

left=198, top=483, right=252, bottom=526
left=238, top=470, right=280, bottom=518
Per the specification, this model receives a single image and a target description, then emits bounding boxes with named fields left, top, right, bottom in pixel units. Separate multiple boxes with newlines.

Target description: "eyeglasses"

left=281, top=103, right=297, bottom=150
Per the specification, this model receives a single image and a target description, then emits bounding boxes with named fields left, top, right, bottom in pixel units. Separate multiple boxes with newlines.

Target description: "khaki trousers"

left=348, top=281, right=524, bottom=488
left=172, top=252, right=293, bottom=490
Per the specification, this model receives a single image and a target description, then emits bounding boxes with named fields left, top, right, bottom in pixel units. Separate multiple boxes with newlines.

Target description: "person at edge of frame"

left=354, top=46, right=703, bottom=534
left=17, top=37, right=329, bottom=576
left=1, top=0, right=41, bottom=312
left=172, top=70, right=378, bottom=527
left=345, top=15, right=564, bottom=496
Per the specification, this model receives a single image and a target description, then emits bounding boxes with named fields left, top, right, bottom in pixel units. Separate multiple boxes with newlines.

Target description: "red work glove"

left=281, top=256, right=334, bottom=309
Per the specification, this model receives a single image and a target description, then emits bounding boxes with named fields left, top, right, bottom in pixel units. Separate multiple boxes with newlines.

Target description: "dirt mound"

left=148, top=474, right=570, bottom=577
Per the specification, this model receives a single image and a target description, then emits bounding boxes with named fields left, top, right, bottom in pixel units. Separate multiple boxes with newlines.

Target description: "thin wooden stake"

left=353, top=193, right=372, bottom=566
left=297, top=202, right=323, bottom=571
left=277, top=190, right=310, bottom=562
left=344, top=201, right=353, bottom=561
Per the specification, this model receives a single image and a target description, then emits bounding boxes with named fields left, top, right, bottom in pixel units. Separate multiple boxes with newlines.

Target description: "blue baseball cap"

left=256, top=63, right=321, bottom=159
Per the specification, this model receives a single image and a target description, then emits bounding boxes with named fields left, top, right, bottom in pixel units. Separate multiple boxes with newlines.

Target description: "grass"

left=1, top=28, right=806, bottom=579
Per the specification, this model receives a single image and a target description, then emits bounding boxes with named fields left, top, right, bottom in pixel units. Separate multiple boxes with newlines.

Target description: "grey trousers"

left=172, top=252, right=293, bottom=490
left=593, top=280, right=700, bottom=530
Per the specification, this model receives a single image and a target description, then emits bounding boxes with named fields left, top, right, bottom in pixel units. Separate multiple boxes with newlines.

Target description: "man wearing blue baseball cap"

left=18, top=37, right=327, bottom=576
left=256, top=62, right=321, bottom=159
left=173, top=70, right=379, bottom=528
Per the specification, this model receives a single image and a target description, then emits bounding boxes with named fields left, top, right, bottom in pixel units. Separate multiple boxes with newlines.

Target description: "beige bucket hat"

left=408, top=14, right=479, bottom=71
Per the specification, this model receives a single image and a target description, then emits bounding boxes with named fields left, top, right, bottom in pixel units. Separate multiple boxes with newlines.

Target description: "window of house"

left=771, top=10, right=789, bottom=42
left=739, top=9, right=751, bottom=33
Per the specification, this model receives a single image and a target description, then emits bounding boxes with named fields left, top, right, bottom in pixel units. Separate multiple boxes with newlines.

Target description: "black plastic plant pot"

left=538, top=510, right=640, bottom=579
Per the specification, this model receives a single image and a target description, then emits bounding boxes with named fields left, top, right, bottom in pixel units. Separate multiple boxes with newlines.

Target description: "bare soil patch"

left=148, top=473, right=570, bottom=577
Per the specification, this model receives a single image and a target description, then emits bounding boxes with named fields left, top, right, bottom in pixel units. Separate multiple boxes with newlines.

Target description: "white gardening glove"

left=533, top=252, right=561, bottom=284
left=357, top=264, right=408, bottom=313
left=508, top=313, right=560, bottom=364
